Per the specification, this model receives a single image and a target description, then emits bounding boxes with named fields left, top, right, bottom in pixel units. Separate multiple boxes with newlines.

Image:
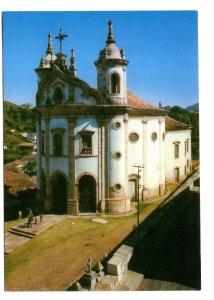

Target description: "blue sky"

left=3, top=11, right=198, bottom=107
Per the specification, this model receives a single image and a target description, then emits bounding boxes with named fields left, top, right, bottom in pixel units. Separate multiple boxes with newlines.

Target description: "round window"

left=129, top=132, right=139, bottom=143
left=151, top=132, right=157, bottom=141
left=113, top=151, right=122, bottom=160
left=113, top=183, right=122, bottom=192
left=113, top=121, right=121, bottom=130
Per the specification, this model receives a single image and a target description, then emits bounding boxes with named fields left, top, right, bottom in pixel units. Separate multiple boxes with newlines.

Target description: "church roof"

left=165, top=116, right=191, bottom=131
left=127, top=90, right=163, bottom=111
left=127, top=90, right=191, bottom=130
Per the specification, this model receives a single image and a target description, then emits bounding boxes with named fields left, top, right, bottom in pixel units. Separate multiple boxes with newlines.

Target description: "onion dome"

left=39, top=33, right=57, bottom=68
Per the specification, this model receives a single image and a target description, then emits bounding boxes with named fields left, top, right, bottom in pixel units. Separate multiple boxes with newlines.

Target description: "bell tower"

left=94, top=20, right=129, bottom=105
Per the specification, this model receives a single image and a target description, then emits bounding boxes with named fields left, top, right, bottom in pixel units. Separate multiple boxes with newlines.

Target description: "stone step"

left=8, top=228, right=36, bottom=239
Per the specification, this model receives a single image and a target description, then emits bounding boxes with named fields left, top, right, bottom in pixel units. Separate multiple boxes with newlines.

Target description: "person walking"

left=40, top=213, right=44, bottom=223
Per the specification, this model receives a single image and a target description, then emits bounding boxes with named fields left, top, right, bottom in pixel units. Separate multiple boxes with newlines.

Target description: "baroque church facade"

left=35, top=21, right=192, bottom=215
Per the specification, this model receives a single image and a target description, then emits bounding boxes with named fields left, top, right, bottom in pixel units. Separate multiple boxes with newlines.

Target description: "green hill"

left=4, top=101, right=36, bottom=132
left=3, top=101, right=37, bottom=163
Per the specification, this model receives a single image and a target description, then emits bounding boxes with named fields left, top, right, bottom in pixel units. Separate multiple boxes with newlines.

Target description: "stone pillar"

left=67, top=117, right=77, bottom=214
left=142, top=118, right=148, bottom=200
left=97, top=119, right=106, bottom=213
left=104, top=121, right=109, bottom=201
left=124, top=113, right=129, bottom=211
left=44, top=116, right=52, bottom=211
left=36, top=114, right=42, bottom=204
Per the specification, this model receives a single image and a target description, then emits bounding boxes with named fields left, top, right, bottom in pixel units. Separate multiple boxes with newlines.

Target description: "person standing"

left=18, top=210, right=22, bottom=220
left=40, top=213, right=44, bottom=223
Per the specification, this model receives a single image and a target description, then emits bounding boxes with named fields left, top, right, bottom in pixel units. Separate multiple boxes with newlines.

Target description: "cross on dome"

left=55, top=28, right=68, bottom=54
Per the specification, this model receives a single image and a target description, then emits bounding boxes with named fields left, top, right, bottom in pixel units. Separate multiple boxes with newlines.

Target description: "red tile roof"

left=165, top=116, right=191, bottom=131
left=127, top=90, right=163, bottom=111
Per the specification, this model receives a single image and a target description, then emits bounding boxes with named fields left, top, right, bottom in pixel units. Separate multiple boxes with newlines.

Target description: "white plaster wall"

left=49, top=157, right=69, bottom=177
left=165, top=129, right=192, bottom=181
left=145, top=118, right=162, bottom=189
left=108, top=116, right=126, bottom=187
left=75, top=87, right=97, bottom=104
left=49, top=118, right=68, bottom=155
left=128, top=118, right=143, bottom=175
left=75, top=117, right=99, bottom=178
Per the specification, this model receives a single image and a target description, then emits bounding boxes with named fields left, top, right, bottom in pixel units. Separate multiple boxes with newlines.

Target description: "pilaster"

left=67, top=117, right=77, bottom=214
left=44, top=116, right=52, bottom=211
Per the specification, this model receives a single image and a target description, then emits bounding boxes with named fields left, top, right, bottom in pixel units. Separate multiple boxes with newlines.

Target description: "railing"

left=81, top=147, right=92, bottom=155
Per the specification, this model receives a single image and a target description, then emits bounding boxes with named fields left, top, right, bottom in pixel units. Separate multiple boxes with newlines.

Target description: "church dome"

left=105, top=43, right=122, bottom=59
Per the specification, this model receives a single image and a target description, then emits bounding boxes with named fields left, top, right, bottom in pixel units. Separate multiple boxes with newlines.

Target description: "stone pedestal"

left=67, top=199, right=78, bottom=215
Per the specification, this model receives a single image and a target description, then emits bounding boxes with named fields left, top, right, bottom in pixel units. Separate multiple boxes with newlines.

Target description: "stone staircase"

left=8, top=227, right=36, bottom=239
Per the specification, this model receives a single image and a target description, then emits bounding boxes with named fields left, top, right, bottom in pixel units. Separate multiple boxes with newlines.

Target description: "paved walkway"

left=5, top=167, right=200, bottom=256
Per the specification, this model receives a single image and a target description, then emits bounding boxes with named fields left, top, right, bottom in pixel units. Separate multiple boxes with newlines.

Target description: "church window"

left=113, top=121, right=122, bottom=130
left=79, top=131, right=94, bottom=155
left=174, top=144, right=179, bottom=158
left=129, top=132, right=139, bottom=143
left=185, top=139, right=189, bottom=156
left=151, top=132, right=157, bottom=141
left=113, top=183, right=122, bottom=192
left=54, top=87, right=63, bottom=104
left=113, top=151, right=122, bottom=160
left=41, top=131, right=45, bottom=155
left=53, top=133, right=63, bottom=156
left=110, top=73, right=120, bottom=94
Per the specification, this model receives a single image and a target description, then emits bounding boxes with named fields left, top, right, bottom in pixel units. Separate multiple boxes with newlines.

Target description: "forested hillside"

left=3, top=101, right=36, bottom=163
left=165, top=105, right=199, bottom=159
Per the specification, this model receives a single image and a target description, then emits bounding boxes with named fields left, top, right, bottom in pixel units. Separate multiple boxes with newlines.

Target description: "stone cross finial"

left=55, top=28, right=68, bottom=54
left=70, top=48, right=77, bottom=76
left=106, top=20, right=115, bottom=45
left=46, top=32, right=54, bottom=55
left=87, top=258, right=92, bottom=273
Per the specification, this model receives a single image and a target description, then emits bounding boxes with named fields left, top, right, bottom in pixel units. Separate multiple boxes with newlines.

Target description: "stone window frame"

left=51, top=81, right=66, bottom=105
left=129, top=132, right=140, bottom=143
left=51, top=128, right=65, bottom=156
left=173, top=141, right=180, bottom=159
left=110, top=72, right=120, bottom=94
left=78, top=130, right=95, bottom=156
left=184, top=139, right=189, bottom=156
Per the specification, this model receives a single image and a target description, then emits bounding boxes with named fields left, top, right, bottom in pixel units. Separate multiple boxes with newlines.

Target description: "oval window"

left=113, top=183, right=122, bottom=192
left=129, top=132, right=139, bottom=143
left=113, top=121, right=122, bottom=130
left=113, top=151, right=122, bottom=160
left=151, top=132, right=157, bottom=141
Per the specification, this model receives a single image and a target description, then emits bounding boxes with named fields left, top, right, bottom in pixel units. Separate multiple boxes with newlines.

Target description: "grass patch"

left=4, top=218, right=27, bottom=233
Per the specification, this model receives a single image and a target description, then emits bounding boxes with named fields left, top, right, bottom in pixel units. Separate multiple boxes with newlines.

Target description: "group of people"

left=18, top=209, right=44, bottom=228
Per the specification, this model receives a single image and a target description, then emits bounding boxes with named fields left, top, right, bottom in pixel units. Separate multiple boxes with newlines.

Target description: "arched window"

left=54, top=87, right=63, bottom=104
left=41, top=131, right=45, bottom=155
left=53, top=133, right=63, bottom=156
left=110, top=73, right=120, bottom=94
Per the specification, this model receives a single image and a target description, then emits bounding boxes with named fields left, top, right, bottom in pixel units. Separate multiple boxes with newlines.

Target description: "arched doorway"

left=51, top=173, right=67, bottom=214
left=78, top=175, right=96, bottom=213
left=129, top=176, right=138, bottom=202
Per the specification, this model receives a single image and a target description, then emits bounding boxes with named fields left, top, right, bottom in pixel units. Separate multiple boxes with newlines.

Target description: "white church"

left=35, top=21, right=192, bottom=215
